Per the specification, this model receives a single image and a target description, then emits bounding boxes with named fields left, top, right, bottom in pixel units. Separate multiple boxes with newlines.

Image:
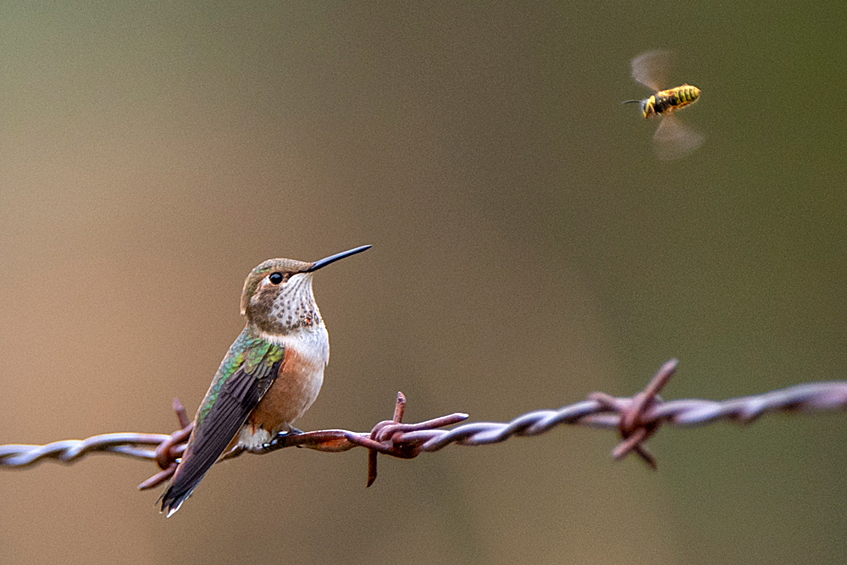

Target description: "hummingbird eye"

left=268, top=272, right=284, bottom=284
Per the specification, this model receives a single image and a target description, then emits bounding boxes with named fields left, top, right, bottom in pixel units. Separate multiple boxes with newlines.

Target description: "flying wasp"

left=623, top=50, right=703, bottom=160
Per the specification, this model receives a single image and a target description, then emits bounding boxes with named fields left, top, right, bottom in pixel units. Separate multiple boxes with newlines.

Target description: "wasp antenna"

left=621, top=100, right=641, bottom=105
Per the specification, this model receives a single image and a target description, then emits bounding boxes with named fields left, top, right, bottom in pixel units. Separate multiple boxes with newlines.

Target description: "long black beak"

left=306, top=245, right=371, bottom=273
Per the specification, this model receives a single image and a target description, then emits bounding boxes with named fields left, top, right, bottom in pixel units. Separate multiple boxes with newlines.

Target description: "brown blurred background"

left=1, top=2, right=845, bottom=564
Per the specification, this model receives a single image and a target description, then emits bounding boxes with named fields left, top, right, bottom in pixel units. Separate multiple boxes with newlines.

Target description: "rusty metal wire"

left=2, top=360, right=846, bottom=489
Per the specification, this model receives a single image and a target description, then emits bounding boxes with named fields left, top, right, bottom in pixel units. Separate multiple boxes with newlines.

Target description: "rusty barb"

left=2, top=359, right=846, bottom=492
left=587, top=358, right=678, bottom=469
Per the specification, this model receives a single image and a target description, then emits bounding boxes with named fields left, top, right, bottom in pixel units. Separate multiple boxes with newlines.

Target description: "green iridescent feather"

left=195, top=328, right=285, bottom=428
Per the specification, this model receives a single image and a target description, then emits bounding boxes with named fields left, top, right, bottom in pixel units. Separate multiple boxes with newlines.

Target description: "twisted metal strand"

left=0, top=433, right=169, bottom=467
left=1, top=360, right=845, bottom=489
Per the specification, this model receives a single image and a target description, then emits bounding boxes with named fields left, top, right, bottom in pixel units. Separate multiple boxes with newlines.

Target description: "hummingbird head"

left=240, top=245, right=371, bottom=337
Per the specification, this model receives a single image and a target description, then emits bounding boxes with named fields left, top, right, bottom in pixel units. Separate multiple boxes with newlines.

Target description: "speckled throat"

left=249, top=273, right=323, bottom=335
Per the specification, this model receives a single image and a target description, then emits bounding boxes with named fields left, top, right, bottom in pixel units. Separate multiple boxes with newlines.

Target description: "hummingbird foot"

left=262, top=427, right=303, bottom=453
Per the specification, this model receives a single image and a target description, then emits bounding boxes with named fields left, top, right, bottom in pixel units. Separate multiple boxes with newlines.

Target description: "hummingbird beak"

left=305, top=245, right=371, bottom=273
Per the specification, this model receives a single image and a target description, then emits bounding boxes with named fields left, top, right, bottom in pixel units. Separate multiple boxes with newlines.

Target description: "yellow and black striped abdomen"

left=642, top=84, right=700, bottom=118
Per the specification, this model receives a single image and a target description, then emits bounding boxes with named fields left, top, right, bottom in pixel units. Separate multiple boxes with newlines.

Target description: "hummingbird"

left=159, top=245, right=371, bottom=516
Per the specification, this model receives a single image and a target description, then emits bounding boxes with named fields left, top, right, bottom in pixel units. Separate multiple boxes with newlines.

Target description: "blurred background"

left=1, top=2, right=845, bottom=564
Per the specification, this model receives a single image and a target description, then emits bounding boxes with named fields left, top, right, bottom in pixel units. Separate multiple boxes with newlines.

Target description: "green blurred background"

left=1, top=2, right=845, bottom=564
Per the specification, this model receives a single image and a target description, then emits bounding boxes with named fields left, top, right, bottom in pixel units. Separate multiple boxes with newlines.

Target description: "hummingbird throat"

left=251, top=273, right=323, bottom=337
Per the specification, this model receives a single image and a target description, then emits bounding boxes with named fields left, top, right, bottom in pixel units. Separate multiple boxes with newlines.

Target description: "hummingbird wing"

left=160, top=334, right=284, bottom=516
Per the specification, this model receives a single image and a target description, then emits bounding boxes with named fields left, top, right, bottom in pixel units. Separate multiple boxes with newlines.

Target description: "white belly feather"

left=236, top=325, right=329, bottom=450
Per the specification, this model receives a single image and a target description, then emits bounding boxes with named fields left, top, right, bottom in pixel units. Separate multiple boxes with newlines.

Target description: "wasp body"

left=624, top=50, right=703, bottom=160
left=639, top=84, right=700, bottom=118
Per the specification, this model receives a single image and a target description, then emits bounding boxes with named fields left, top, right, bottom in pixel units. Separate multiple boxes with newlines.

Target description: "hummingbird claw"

left=261, top=427, right=304, bottom=452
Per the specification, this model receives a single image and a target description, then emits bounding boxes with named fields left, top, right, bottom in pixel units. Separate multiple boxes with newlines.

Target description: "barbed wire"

left=1, top=359, right=845, bottom=489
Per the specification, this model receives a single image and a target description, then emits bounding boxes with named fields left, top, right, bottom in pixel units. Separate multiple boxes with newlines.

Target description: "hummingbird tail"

left=159, top=480, right=197, bottom=517
left=158, top=444, right=213, bottom=517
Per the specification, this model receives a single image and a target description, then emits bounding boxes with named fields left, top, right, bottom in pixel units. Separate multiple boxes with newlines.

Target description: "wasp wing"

left=653, top=114, right=704, bottom=160
left=631, top=49, right=672, bottom=92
